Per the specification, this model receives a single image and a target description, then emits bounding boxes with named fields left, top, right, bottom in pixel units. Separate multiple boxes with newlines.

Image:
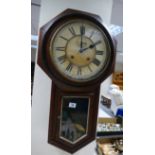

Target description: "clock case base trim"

left=48, top=82, right=100, bottom=153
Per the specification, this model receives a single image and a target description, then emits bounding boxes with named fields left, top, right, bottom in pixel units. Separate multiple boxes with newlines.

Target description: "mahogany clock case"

left=48, top=83, right=100, bottom=153
left=37, top=8, right=116, bottom=153
left=37, top=9, right=116, bottom=89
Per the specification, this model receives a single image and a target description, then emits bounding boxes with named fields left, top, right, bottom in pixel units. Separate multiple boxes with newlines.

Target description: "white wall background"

left=111, top=0, right=123, bottom=72
left=111, top=0, right=123, bottom=53
left=39, top=0, right=113, bottom=27
left=32, top=1, right=114, bottom=155
left=31, top=0, right=41, bottom=62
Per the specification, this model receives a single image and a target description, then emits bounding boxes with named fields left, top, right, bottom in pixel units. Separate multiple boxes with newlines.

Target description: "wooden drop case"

left=37, top=9, right=115, bottom=153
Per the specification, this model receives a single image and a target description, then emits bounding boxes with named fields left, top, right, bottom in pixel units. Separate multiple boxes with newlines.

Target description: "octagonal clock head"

left=37, top=8, right=116, bottom=88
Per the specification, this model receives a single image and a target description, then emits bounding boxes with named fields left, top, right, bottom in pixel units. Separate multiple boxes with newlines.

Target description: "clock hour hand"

left=80, top=40, right=101, bottom=53
left=89, top=40, right=101, bottom=48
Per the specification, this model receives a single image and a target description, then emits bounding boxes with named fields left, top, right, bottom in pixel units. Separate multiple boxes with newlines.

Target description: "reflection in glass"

left=60, top=97, right=89, bottom=143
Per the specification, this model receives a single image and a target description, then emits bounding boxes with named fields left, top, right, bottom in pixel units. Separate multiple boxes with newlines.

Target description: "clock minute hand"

left=80, top=40, right=101, bottom=53
left=80, top=35, right=83, bottom=48
left=80, top=25, right=85, bottom=49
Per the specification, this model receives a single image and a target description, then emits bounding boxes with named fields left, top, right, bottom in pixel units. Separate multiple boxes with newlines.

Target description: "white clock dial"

left=49, top=19, right=111, bottom=82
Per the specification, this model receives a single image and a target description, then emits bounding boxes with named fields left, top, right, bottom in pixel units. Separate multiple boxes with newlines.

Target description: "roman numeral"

left=66, top=63, right=73, bottom=72
left=80, top=25, right=85, bottom=35
left=88, top=66, right=92, bottom=72
left=60, top=36, right=68, bottom=41
left=57, top=55, right=66, bottom=64
left=55, top=47, right=65, bottom=51
left=68, top=27, right=76, bottom=36
left=77, top=67, right=82, bottom=75
left=96, top=50, right=104, bottom=55
left=92, top=58, right=101, bottom=66
left=89, top=31, right=94, bottom=38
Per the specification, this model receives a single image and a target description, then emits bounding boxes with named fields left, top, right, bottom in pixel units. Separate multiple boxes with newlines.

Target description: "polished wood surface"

left=37, top=8, right=116, bottom=153
left=48, top=82, right=100, bottom=153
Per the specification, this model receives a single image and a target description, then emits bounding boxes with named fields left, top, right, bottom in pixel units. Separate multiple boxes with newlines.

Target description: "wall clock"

left=38, top=9, right=116, bottom=153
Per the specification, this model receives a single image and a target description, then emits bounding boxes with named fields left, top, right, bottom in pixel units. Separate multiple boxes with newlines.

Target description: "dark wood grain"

left=37, top=8, right=116, bottom=153
left=48, top=82, right=100, bottom=153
